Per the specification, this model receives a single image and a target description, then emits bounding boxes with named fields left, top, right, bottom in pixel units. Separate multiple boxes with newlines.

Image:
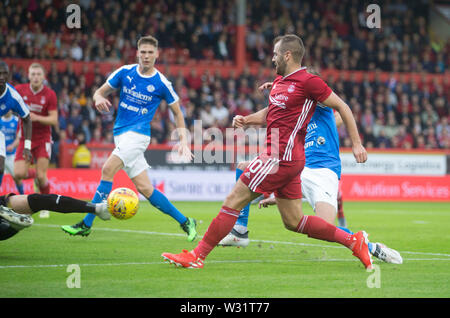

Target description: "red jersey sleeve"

left=304, top=76, right=332, bottom=103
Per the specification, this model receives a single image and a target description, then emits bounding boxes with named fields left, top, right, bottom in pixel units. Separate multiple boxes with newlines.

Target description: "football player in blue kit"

left=61, top=36, right=197, bottom=241
left=0, top=110, right=24, bottom=193
left=0, top=61, right=32, bottom=189
left=219, top=74, right=402, bottom=264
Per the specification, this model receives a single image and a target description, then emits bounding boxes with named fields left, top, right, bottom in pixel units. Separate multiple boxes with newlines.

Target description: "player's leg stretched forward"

left=162, top=178, right=373, bottom=269
left=0, top=193, right=110, bottom=241
left=61, top=153, right=197, bottom=241
left=220, top=162, right=402, bottom=264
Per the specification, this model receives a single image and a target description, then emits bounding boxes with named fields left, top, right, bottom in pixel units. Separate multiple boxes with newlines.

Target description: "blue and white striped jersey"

left=106, top=64, right=179, bottom=137
left=0, top=83, right=30, bottom=119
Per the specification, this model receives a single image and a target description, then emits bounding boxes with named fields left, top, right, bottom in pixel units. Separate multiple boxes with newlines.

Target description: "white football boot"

left=0, top=205, right=34, bottom=230
left=372, top=242, right=403, bottom=264
left=95, top=200, right=111, bottom=221
left=218, top=228, right=250, bottom=247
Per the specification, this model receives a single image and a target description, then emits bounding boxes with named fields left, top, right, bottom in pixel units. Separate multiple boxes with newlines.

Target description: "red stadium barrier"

left=1, top=169, right=448, bottom=201
left=0, top=169, right=137, bottom=199
left=340, top=175, right=450, bottom=201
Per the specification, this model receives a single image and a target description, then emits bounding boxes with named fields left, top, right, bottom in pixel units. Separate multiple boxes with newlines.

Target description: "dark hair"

left=273, top=34, right=305, bottom=63
left=0, top=60, right=8, bottom=70
left=137, top=35, right=158, bottom=48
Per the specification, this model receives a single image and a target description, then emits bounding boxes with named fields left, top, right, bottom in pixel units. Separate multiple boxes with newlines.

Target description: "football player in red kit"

left=162, top=34, right=372, bottom=270
left=14, top=63, right=58, bottom=196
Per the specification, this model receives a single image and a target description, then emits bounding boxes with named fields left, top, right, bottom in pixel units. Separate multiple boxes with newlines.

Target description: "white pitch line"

left=1, top=258, right=450, bottom=270
left=26, top=223, right=450, bottom=259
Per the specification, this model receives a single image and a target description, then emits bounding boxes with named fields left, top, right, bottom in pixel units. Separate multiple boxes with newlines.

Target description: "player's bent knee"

left=136, top=184, right=153, bottom=198
left=13, top=169, right=26, bottom=180
left=237, top=161, right=249, bottom=171
left=101, top=165, right=117, bottom=180
left=282, top=220, right=298, bottom=232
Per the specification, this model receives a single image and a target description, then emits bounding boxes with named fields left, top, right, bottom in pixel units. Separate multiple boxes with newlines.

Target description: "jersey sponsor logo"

left=29, top=103, right=44, bottom=112
left=122, top=86, right=153, bottom=102
left=306, top=121, right=317, bottom=132
left=120, top=101, right=140, bottom=112
left=305, top=140, right=314, bottom=149
left=269, top=95, right=287, bottom=109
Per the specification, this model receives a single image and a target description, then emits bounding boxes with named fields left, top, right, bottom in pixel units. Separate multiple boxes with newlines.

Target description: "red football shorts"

left=239, top=153, right=304, bottom=199
left=15, top=139, right=52, bottom=161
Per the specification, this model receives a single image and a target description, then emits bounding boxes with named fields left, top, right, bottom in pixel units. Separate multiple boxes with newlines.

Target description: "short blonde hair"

left=29, top=62, right=46, bottom=74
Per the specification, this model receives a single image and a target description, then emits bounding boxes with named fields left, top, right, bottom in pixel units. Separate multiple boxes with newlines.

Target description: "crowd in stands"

left=1, top=0, right=448, bottom=73
left=0, top=0, right=449, bottom=165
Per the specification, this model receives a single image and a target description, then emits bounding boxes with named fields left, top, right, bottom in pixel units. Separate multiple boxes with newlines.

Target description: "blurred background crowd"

left=0, top=0, right=448, bottom=165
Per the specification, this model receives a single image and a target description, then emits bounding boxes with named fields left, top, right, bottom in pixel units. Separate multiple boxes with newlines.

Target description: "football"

left=107, top=187, right=139, bottom=220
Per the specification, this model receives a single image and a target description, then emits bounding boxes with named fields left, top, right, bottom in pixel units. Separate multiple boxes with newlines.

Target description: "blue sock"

left=16, top=183, right=24, bottom=194
left=149, top=189, right=187, bottom=225
left=83, top=180, right=113, bottom=227
left=338, top=226, right=353, bottom=234
left=338, top=226, right=374, bottom=253
left=235, top=168, right=250, bottom=228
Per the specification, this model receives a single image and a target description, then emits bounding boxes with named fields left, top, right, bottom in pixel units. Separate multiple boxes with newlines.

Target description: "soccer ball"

left=107, top=187, right=139, bottom=220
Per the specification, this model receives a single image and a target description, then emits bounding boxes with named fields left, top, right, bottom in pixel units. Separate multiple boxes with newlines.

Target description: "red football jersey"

left=265, top=67, right=332, bottom=162
left=15, top=84, right=57, bottom=143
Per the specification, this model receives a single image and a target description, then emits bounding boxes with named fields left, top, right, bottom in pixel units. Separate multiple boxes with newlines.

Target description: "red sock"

left=296, top=215, right=354, bottom=249
left=27, top=168, right=36, bottom=180
left=193, top=206, right=240, bottom=259
left=39, top=182, right=50, bottom=194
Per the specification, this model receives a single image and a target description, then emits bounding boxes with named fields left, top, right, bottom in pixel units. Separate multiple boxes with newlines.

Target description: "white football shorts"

left=301, top=166, right=339, bottom=212
left=5, top=154, right=15, bottom=176
left=0, top=131, right=5, bottom=158
left=112, top=131, right=151, bottom=179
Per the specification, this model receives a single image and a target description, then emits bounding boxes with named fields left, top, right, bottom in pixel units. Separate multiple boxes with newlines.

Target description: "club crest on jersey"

left=147, top=85, right=155, bottom=93
left=288, top=84, right=295, bottom=93
left=0, top=104, right=5, bottom=110
left=317, top=136, right=326, bottom=145
left=40, top=96, right=46, bottom=104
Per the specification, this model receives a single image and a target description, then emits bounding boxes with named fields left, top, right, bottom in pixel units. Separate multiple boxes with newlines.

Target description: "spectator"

left=211, top=97, right=229, bottom=128
left=200, top=103, right=215, bottom=128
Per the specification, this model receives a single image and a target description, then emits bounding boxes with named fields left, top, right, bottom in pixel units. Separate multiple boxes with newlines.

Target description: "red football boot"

left=162, top=249, right=204, bottom=269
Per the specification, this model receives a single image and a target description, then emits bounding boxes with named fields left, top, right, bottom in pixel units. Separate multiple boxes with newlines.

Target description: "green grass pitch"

left=0, top=201, right=449, bottom=298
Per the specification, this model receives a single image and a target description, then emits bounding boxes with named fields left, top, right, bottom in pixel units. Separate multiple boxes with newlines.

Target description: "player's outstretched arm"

left=232, top=107, right=269, bottom=129
left=93, top=83, right=115, bottom=112
left=321, top=92, right=367, bottom=163
left=258, top=82, right=273, bottom=91
left=21, top=114, right=32, bottom=162
left=169, top=101, right=194, bottom=161
left=334, top=111, right=343, bottom=128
